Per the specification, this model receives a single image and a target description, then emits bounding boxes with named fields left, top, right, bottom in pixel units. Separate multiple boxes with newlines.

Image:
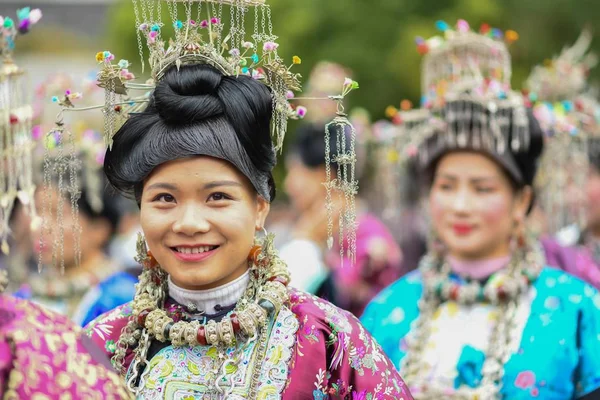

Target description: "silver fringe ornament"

left=0, top=8, right=42, bottom=255
left=324, top=83, right=359, bottom=265
left=39, top=115, right=82, bottom=273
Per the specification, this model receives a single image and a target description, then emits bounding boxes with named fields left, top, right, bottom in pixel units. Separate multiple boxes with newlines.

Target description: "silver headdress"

left=525, top=30, right=600, bottom=235
left=0, top=7, right=42, bottom=255
left=45, top=0, right=360, bottom=265
left=374, top=20, right=527, bottom=216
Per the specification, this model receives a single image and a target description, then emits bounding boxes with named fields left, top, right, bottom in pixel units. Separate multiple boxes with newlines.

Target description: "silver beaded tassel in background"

left=39, top=117, right=82, bottom=273
left=324, top=100, right=358, bottom=265
left=0, top=60, right=37, bottom=256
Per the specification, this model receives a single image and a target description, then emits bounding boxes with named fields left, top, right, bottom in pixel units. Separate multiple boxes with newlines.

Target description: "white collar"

left=167, top=270, right=250, bottom=314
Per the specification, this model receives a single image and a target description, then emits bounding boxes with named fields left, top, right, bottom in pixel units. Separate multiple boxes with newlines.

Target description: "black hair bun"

left=104, top=64, right=277, bottom=202
left=154, top=65, right=224, bottom=124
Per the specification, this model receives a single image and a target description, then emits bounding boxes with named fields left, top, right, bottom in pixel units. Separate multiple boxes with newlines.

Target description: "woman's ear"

left=255, top=195, right=271, bottom=230
left=515, top=186, right=533, bottom=219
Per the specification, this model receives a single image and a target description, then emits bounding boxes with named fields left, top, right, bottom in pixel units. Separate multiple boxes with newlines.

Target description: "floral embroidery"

left=132, top=307, right=298, bottom=400
left=84, top=302, right=133, bottom=340
left=89, top=289, right=411, bottom=399
left=363, top=268, right=600, bottom=399
left=304, top=322, right=321, bottom=344
left=515, top=371, right=536, bottom=389
left=0, top=295, right=132, bottom=399
left=105, top=339, right=117, bottom=354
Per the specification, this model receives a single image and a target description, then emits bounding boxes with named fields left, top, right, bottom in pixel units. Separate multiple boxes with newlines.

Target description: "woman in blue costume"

left=362, top=21, right=600, bottom=400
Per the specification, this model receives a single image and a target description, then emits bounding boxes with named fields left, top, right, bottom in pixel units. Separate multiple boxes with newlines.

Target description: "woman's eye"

left=154, top=194, right=175, bottom=203
left=437, top=183, right=453, bottom=191
left=208, top=192, right=231, bottom=202
left=476, top=187, right=493, bottom=193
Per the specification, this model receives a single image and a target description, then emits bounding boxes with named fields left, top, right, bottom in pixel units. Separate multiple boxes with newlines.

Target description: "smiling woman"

left=363, top=97, right=600, bottom=399
left=361, top=23, right=600, bottom=399
left=141, top=157, right=268, bottom=291
left=428, top=152, right=532, bottom=263
left=84, top=63, right=411, bottom=399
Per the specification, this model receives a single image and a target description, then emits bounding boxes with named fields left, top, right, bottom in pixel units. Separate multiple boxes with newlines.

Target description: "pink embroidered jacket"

left=85, top=289, right=413, bottom=399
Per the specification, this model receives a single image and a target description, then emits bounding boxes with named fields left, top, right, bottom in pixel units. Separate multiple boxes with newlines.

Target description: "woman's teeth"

left=175, top=246, right=215, bottom=254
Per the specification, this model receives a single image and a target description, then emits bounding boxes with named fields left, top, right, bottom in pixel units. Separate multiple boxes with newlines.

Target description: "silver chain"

left=67, top=128, right=82, bottom=267
left=252, top=4, right=259, bottom=43
left=324, top=120, right=334, bottom=249
left=166, top=0, right=178, bottom=28
left=229, top=0, right=236, bottom=49
left=131, top=0, right=146, bottom=73
left=196, top=0, right=203, bottom=24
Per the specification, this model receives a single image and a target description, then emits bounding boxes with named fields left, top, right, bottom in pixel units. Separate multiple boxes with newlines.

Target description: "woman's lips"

left=171, top=246, right=219, bottom=262
left=452, top=223, right=474, bottom=236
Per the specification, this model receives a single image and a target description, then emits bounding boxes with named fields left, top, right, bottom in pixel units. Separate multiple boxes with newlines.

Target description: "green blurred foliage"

left=106, top=0, right=600, bottom=122
left=101, top=0, right=600, bottom=200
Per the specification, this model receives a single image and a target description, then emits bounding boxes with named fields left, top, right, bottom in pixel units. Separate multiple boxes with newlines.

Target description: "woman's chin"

left=169, top=270, right=228, bottom=291
left=446, top=244, right=489, bottom=260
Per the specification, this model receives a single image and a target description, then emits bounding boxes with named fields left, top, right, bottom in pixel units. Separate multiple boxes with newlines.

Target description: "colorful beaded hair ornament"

left=0, top=7, right=42, bottom=256
left=45, top=0, right=360, bottom=266
left=525, top=30, right=600, bottom=236
left=375, top=20, right=525, bottom=216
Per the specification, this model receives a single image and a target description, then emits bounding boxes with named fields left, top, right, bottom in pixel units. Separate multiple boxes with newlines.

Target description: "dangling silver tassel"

left=39, top=117, right=82, bottom=273
left=457, top=101, right=469, bottom=147
left=488, top=101, right=505, bottom=154
left=472, top=103, right=482, bottom=149
left=445, top=102, right=457, bottom=148
left=513, top=100, right=529, bottom=151
left=324, top=101, right=358, bottom=265
left=0, top=61, right=38, bottom=255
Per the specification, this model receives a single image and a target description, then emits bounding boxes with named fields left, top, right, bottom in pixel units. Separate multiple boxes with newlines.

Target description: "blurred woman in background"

left=282, top=123, right=402, bottom=316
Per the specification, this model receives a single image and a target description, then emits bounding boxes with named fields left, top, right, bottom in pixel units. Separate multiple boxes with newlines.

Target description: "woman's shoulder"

left=288, top=288, right=365, bottom=331
left=534, top=267, right=600, bottom=309
left=84, top=301, right=134, bottom=355
left=285, top=289, right=412, bottom=399
left=537, top=267, right=598, bottom=292
left=365, top=270, right=424, bottom=310
left=1, top=294, right=72, bottom=331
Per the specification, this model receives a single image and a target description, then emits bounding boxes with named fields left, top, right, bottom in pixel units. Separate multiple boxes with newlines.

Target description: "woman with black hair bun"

left=84, top=61, right=411, bottom=398
left=280, top=122, right=402, bottom=317
left=361, top=21, right=600, bottom=399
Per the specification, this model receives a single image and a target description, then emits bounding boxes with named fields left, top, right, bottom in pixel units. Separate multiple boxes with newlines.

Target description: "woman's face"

left=284, top=155, right=326, bottom=212
left=428, top=152, right=530, bottom=261
left=141, top=156, right=270, bottom=290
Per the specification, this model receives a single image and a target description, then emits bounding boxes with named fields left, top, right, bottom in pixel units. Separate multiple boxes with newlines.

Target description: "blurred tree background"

left=104, top=0, right=600, bottom=121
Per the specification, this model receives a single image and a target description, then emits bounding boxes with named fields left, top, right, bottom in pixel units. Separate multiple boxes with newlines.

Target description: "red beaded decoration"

left=268, top=275, right=289, bottom=286
left=248, top=245, right=262, bottom=263
left=230, top=313, right=241, bottom=333
left=147, top=250, right=158, bottom=269
left=137, top=309, right=151, bottom=326
left=196, top=326, right=207, bottom=346
left=449, top=285, right=460, bottom=301
left=497, top=286, right=507, bottom=301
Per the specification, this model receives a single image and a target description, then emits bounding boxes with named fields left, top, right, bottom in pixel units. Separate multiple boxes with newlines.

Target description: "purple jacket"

left=541, top=237, right=600, bottom=288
